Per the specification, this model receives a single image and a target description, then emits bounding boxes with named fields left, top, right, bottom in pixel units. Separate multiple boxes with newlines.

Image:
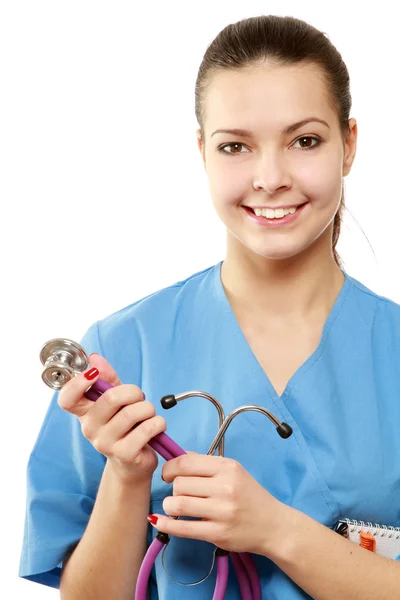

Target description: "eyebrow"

left=210, top=117, right=330, bottom=138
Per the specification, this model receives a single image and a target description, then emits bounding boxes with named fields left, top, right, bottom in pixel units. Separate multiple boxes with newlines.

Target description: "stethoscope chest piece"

left=40, top=338, right=89, bottom=390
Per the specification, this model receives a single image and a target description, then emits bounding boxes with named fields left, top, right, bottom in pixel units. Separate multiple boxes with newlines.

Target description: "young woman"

left=19, top=14, right=400, bottom=599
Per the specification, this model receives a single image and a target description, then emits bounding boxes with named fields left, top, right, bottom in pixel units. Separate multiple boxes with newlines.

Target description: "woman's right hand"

left=57, top=353, right=167, bottom=484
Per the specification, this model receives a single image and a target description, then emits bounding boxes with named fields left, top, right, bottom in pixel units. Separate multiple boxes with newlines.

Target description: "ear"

left=196, top=129, right=206, bottom=168
left=343, top=118, right=357, bottom=177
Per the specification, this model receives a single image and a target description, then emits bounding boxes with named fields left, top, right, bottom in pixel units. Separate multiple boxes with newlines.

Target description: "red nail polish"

left=84, top=368, right=99, bottom=381
left=147, top=514, right=158, bottom=525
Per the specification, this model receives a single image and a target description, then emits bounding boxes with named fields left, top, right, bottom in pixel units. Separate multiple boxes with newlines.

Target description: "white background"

left=1, top=0, right=399, bottom=597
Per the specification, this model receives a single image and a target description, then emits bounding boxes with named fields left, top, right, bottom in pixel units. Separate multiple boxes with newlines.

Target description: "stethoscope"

left=40, top=338, right=293, bottom=600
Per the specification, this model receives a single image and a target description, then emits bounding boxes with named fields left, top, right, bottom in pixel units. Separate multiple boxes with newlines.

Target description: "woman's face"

left=197, top=63, right=357, bottom=262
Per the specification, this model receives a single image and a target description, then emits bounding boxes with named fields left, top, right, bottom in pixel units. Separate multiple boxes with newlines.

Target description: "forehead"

left=205, top=64, right=334, bottom=132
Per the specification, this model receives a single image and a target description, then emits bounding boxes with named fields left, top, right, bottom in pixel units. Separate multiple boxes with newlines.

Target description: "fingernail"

left=84, top=368, right=99, bottom=381
left=143, top=393, right=146, bottom=400
left=89, top=352, right=99, bottom=358
left=147, top=514, right=158, bottom=525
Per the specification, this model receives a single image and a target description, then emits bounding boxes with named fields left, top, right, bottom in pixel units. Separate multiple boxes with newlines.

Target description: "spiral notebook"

left=335, top=519, right=400, bottom=559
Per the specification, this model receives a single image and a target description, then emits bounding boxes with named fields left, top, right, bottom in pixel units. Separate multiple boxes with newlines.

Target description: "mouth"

left=241, top=201, right=310, bottom=226
left=243, top=202, right=308, bottom=214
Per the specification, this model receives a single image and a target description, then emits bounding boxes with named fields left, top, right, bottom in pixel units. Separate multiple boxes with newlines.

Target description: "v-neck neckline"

left=212, top=260, right=353, bottom=401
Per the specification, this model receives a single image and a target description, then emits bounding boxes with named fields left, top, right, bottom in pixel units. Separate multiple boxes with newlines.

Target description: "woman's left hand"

left=147, top=452, right=287, bottom=555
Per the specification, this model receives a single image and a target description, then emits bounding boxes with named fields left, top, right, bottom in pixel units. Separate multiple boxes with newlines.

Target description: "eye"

left=218, top=136, right=322, bottom=155
left=218, top=142, right=250, bottom=155
left=292, top=136, right=321, bottom=151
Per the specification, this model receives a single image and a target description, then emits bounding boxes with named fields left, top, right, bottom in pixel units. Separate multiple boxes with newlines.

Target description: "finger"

left=57, top=351, right=122, bottom=417
left=79, top=385, right=147, bottom=432
left=114, top=415, right=167, bottom=461
left=58, top=367, right=103, bottom=417
left=147, top=513, right=215, bottom=542
left=172, top=476, right=217, bottom=498
left=162, top=454, right=224, bottom=483
left=163, top=496, right=215, bottom=520
left=58, top=364, right=143, bottom=421
left=87, top=353, right=121, bottom=387
left=92, top=401, right=157, bottom=446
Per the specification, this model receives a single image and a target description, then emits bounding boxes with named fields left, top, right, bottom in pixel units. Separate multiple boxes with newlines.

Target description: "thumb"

left=87, top=353, right=122, bottom=386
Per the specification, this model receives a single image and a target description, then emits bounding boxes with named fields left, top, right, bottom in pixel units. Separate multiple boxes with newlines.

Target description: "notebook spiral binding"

left=343, top=518, right=400, bottom=539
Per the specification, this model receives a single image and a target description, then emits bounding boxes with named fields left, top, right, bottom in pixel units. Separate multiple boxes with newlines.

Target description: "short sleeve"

left=18, top=323, right=107, bottom=589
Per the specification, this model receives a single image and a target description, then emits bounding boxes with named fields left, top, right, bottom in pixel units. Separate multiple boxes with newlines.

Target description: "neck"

left=221, top=235, right=345, bottom=327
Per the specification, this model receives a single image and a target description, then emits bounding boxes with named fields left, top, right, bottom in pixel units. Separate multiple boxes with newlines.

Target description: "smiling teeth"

left=253, top=206, right=297, bottom=218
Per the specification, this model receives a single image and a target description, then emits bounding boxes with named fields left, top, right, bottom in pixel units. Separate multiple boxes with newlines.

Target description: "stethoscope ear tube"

left=135, top=542, right=261, bottom=600
left=277, top=422, right=293, bottom=438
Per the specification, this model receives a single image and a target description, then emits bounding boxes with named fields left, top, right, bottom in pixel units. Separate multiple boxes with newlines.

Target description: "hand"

left=147, top=452, right=286, bottom=555
left=57, top=353, right=167, bottom=484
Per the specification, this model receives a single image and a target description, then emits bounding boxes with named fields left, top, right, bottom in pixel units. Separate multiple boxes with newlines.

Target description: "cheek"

left=298, top=158, right=343, bottom=209
left=210, top=171, right=246, bottom=207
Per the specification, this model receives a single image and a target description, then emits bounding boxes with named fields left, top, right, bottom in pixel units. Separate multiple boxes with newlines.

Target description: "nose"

left=253, top=152, right=292, bottom=194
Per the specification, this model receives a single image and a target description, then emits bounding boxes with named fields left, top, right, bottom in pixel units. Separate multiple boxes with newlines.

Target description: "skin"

left=145, top=63, right=400, bottom=598
left=150, top=63, right=359, bottom=540
left=196, top=62, right=357, bottom=326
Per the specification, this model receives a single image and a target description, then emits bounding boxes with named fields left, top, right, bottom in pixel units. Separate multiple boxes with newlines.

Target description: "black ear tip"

left=160, top=395, right=177, bottom=409
left=277, top=423, right=292, bottom=438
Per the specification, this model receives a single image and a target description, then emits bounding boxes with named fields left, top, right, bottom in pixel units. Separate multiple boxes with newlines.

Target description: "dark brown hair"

left=195, top=15, right=353, bottom=270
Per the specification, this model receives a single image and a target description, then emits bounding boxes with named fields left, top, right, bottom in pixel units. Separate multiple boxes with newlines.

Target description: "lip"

left=242, top=202, right=309, bottom=227
left=245, top=204, right=303, bottom=210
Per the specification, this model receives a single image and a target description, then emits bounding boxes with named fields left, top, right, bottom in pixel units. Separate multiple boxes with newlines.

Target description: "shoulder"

left=102, top=262, right=216, bottom=329
left=82, top=262, right=219, bottom=355
left=346, top=272, right=400, bottom=333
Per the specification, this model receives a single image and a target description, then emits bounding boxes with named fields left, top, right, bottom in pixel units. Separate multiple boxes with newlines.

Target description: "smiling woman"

left=18, top=13, right=400, bottom=600
left=194, top=15, right=358, bottom=275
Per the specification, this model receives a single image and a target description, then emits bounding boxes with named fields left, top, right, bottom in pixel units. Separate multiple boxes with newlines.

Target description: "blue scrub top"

left=19, top=260, right=400, bottom=599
